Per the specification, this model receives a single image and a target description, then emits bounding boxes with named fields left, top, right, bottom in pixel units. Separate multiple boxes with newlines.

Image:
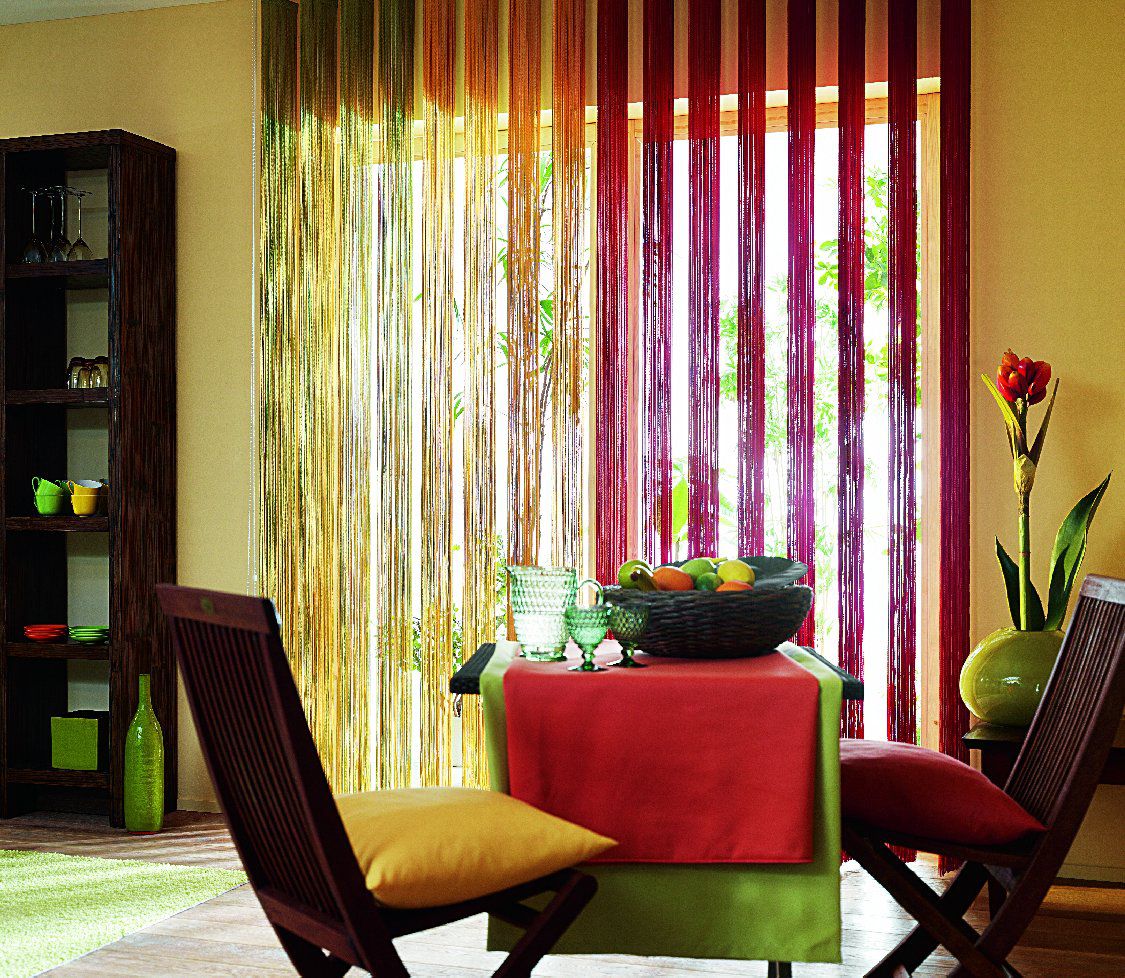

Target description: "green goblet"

left=565, top=605, right=610, bottom=672
left=608, top=604, right=650, bottom=668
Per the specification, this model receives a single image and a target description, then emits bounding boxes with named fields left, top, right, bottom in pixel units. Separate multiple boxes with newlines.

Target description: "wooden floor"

left=3, top=812, right=1123, bottom=977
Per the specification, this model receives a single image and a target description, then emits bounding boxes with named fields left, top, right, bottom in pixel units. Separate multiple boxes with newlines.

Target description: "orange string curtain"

left=507, top=0, right=544, bottom=569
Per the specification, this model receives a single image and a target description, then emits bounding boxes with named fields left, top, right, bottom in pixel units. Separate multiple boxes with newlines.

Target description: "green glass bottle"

left=124, top=674, right=164, bottom=833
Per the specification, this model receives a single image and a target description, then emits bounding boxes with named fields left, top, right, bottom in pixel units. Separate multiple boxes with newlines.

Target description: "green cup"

left=34, top=493, right=68, bottom=515
left=32, top=477, right=68, bottom=496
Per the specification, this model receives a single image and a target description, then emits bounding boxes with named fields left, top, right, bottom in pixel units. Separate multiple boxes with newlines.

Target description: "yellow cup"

left=71, top=493, right=100, bottom=516
left=68, top=480, right=102, bottom=496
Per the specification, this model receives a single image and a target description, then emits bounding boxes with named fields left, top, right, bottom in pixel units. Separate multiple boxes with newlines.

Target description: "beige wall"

left=2, top=0, right=1120, bottom=876
left=0, top=0, right=255, bottom=811
left=972, top=0, right=1125, bottom=880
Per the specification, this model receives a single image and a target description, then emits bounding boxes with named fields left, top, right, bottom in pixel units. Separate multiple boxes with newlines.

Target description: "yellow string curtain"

left=419, top=0, right=456, bottom=787
left=374, top=0, right=416, bottom=789
left=551, top=0, right=587, bottom=571
left=258, top=0, right=299, bottom=742
left=258, top=0, right=371, bottom=794
left=507, top=0, right=543, bottom=568
left=461, top=0, right=500, bottom=789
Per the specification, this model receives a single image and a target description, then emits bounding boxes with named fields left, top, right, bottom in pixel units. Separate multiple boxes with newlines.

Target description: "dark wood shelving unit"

left=0, top=130, right=176, bottom=825
left=5, top=259, right=109, bottom=290
left=7, top=641, right=110, bottom=661
left=6, top=516, right=110, bottom=532
left=7, top=767, right=109, bottom=789
left=7, top=388, right=110, bottom=406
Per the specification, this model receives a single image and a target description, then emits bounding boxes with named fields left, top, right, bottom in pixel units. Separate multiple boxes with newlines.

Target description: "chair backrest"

left=1006, top=576, right=1125, bottom=836
left=156, top=585, right=376, bottom=942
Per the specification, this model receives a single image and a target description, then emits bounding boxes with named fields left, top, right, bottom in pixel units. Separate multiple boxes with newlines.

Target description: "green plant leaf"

left=670, top=476, right=689, bottom=540
left=1044, top=473, right=1112, bottom=629
left=996, top=537, right=1045, bottom=630
left=982, top=374, right=1026, bottom=456
left=1028, top=379, right=1059, bottom=465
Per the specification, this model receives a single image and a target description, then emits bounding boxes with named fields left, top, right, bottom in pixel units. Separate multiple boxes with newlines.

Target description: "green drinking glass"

left=608, top=604, right=650, bottom=668
left=565, top=602, right=610, bottom=673
left=507, top=565, right=577, bottom=661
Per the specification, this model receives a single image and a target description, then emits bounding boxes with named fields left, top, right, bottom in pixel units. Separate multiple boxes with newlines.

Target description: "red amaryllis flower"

left=996, top=349, right=1052, bottom=404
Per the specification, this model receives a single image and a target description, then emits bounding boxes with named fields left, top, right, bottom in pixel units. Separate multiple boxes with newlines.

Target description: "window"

left=386, top=91, right=939, bottom=780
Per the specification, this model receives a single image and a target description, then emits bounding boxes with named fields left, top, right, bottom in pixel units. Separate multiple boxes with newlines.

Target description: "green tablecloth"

left=480, top=640, right=842, bottom=962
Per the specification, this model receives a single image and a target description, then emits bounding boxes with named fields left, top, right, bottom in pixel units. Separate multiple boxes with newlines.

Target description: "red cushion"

left=840, top=740, right=1045, bottom=846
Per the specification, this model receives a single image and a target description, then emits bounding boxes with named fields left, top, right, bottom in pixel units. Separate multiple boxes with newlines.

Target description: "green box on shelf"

left=51, top=711, right=109, bottom=772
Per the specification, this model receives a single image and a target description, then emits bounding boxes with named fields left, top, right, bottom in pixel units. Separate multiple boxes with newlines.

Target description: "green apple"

left=618, top=559, right=653, bottom=589
left=695, top=572, right=722, bottom=591
left=679, top=557, right=717, bottom=581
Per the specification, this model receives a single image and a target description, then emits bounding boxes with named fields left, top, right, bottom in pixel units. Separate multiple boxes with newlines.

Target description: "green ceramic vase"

left=959, top=628, right=1064, bottom=727
left=124, top=674, right=164, bottom=833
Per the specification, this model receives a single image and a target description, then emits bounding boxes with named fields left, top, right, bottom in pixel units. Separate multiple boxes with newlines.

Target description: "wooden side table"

left=964, top=721, right=1125, bottom=788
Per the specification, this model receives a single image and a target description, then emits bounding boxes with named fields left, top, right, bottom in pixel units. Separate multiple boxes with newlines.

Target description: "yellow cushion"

left=334, top=787, right=615, bottom=910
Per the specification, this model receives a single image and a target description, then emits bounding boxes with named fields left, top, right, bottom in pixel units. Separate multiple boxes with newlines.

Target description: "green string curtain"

left=258, top=0, right=371, bottom=794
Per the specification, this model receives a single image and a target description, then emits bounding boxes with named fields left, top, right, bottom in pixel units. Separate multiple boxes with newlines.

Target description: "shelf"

left=6, top=388, right=110, bottom=406
left=5, top=259, right=109, bottom=290
left=6, top=641, right=109, bottom=660
left=6, top=767, right=109, bottom=789
left=6, top=516, right=109, bottom=532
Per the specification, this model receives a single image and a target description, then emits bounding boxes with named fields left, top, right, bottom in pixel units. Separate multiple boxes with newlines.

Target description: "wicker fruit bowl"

left=602, top=557, right=811, bottom=659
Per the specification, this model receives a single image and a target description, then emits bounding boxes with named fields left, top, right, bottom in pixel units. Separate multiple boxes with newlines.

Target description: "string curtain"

left=837, top=0, right=866, bottom=740
left=258, top=0, right=970, bottom=800
left=641, top=0, right=675, bottom=565
left=687, top=0, right=722, bottom=558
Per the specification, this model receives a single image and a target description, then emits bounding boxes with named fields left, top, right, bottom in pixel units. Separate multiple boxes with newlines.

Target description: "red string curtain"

left=688, top=0, right=722, bottom=557
left=939, top=0, right=972, bottom=872
left=838, top=0, right=866, bottom=739
left=641, top=0, right=675, bottom=566
left=787, top=0, right=816, bottom=646
left=551, top=0, right=587, bottom=571
left=507, top=0, right=543, bottom=567
left=737, top=0, right=767, bottom=558
left=888, top=0, right=919, bottom=758
left=595, top=0, right=630, bottom=583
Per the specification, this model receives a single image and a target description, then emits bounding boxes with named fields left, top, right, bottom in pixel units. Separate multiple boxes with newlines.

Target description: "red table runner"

left=503, top=646, right=820, bottom=863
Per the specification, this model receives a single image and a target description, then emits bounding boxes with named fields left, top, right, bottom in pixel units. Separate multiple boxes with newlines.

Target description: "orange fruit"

left=716, top=580, right=753, bottom=592
left=652, top=566, right=694, bottom=591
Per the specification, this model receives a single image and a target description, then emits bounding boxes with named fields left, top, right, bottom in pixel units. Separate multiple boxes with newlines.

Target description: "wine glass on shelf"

left=19, top=188, right=48, bottom=263
left=67, top=189, right=94, bottom=262
left=48, top=187, right=71, bottom=262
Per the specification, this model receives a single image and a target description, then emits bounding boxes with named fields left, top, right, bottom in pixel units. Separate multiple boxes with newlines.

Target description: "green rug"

left=0, top=849, right=247, bottom=978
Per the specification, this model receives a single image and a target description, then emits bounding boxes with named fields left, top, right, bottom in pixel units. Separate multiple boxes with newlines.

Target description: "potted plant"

left=960, top=350, right=1111, bottom=726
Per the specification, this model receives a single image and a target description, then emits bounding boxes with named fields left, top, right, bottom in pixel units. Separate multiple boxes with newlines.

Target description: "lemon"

left=716, top=560, right=755, bottom=585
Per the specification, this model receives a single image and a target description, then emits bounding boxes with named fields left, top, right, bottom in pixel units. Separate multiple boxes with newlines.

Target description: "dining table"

left=450, top=639, right=864, bottom=975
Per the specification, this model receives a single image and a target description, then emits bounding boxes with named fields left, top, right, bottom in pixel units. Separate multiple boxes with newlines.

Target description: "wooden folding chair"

left=843, top=575, right=1125, bottom=977
left=157, top=585, right=597, bottom=978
